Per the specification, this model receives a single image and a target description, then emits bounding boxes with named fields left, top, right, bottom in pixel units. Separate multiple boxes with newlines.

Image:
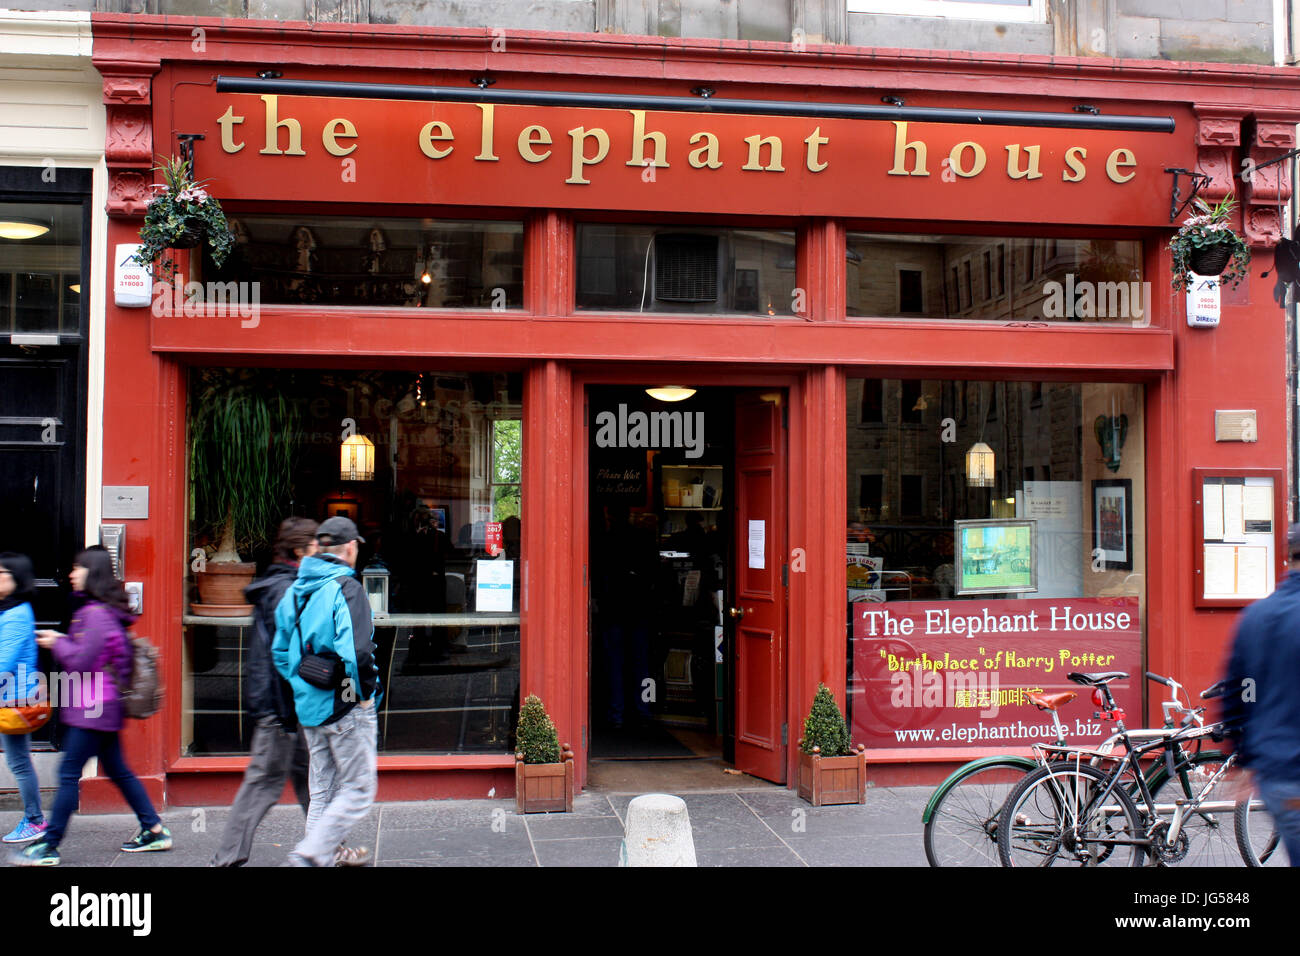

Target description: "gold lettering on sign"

left=742, top=135, right=785, bottom=172
left=567, top=126, right=610, bottom=184
left=888, top=122, right=928, bottom=177
left=1063, top=146, right=1087, bottom=182
left=1005, top=144, right=1042, bottom=180
left=517, top=124, right=552, bottom=163
left=418, top=120, right=454, bottom=159
left=804, top=127, right=829, bottom=172
left=948, top=141, right=986, bottom=178
left=217, top=105, right=245, bottom=153
left=259, top=95, right=306, bottom=156
left=626, top=110, right=669, bottom=169
left=1106, top=148, right=1136, bottom=183
left=476, top=104, right=498, bottom=162
left=688, top=131, right=722, bottom=169
left=322, top=118, right=358, bottom=157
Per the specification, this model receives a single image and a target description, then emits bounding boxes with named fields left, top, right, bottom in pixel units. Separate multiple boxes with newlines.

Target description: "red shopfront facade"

left=86, top=14, right=1300, bottom=808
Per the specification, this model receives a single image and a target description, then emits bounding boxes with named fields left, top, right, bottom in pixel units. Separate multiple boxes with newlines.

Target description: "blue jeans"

left=0, top=732, right=43, bottom=824
left=600, top=620, right=651, bottom=727
left=1255, top=776, right=1300, bottom=867
left=44, top=727, right=161, bottom=849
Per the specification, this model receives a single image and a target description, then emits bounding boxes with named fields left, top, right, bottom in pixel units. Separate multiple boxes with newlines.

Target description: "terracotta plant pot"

left=797, top=744, right=867, bottom=807
left=515, top=744, right=575, bottom=813
left=192, top=562, right=256, bottom=614
left=1189, top=242, right=1234, bottom=277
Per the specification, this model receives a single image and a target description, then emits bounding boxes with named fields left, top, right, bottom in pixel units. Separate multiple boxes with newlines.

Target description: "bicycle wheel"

left=923, top=760, right=1032, bottom=867
left=998, top=762, right=1145, bottom=867
left=1236, top=795, right=1286, bottom=867
left=1148, top=752, right=1243, bottom=867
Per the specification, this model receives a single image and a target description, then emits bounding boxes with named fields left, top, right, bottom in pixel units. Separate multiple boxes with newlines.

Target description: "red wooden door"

left=732, top=391, right=788, bottom=783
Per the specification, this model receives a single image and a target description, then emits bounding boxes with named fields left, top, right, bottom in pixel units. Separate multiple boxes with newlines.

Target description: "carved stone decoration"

left=93, top=56, right=161, bottom=219
left=1193, top=109, right=1244, bottom=207
left=1242, top=114, right=1299, bottom=248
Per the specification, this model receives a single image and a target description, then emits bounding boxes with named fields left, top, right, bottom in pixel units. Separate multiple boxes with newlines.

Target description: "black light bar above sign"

left=214, top=76, right=1176, bottom=134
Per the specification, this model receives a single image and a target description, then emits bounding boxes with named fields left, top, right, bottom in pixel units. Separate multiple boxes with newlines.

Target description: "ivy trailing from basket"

left=1169, top=195, right=1252, bottom=292
left=129, top=155, right=236, bottom=282
left=516, top=694, right=561, bottom=764
left=799, top=682, right=850, bottom=757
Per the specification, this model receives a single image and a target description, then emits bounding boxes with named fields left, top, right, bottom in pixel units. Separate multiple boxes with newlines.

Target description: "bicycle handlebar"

left=1145, top=671, right=1172, bottom=686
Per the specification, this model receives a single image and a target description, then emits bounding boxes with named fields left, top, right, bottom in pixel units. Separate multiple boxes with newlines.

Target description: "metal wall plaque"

left=102, top=485, right=149, bottom=519
left=1214, top=410, right=1257, bottom=442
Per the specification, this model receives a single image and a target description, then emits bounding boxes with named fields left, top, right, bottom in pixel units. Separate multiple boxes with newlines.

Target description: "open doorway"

left=588, top=385, right=732, bottom=773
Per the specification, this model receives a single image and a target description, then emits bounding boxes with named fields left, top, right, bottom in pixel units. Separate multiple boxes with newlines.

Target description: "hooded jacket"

left=271, top=553, right=381, bottom=728
left=51, top=596, right=135, bottom=732
left=243, top=561, right=301, bottom=727
left=0, top=603, right=38, bottom=707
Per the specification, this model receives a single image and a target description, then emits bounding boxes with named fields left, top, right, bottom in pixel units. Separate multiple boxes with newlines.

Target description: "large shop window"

left=202, top=215, right=523, bottom=308
left=845, top=233, right=1144, bottom=324
left=182, top=368, right=522, bottom=756
left=575, top=224, right=797, bottom=316
left=844, top=378, right=1145, bottom=752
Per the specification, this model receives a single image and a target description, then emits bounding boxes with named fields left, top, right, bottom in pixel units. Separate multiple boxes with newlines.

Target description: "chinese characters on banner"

left=849, top=597, right=1140, bottom=749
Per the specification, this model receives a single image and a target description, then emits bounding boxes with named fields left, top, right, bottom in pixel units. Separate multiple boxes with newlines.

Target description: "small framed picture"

left=325, top=498, right=360, bottom=522
left=955, top=518, right=1038, bottom=595
left=1092, top=478, right=1133, bottom=571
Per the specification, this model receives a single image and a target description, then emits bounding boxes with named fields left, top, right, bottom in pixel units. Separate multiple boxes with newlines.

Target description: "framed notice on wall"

left=1193, top=468, right=1285, bottom=607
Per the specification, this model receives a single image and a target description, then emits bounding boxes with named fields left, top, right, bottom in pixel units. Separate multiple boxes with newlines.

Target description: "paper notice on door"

left=1202, top=483, right=1224, bottom=540
left=748, top=520, right=766, bottom=570
left=475, top=559, right=514, bottom=612
left=1221, top=483, right=1245, bottom=541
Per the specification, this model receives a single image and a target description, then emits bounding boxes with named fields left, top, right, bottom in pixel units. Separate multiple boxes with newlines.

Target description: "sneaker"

left=13, top=840, right=59, bottom=866
left=333, top=844, right=370, bottom=867
left=120, top=826, right=172, bottom=853
left=2, top=820, right=48, bottom=844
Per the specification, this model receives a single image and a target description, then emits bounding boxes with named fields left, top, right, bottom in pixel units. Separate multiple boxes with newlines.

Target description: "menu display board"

left=1194, top=469, right=1283, bottom=607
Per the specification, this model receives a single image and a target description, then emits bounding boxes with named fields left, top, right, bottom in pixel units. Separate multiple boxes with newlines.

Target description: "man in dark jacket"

left=1223, top=522, right=1300, bottom=866
left=210, top=517, right=317, bottom=867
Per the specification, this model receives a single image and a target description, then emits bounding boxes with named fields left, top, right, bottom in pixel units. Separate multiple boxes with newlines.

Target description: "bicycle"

left=996, top=671, right=1274, bottom=866
left=923, top=670, right=1230, bottom=867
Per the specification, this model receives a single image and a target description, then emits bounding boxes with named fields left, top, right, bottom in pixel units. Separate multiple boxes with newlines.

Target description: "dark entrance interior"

left=587, top=385, right=735, bottom=777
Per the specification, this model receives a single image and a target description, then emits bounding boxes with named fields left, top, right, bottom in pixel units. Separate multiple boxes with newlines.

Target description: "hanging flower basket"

left=1169, top=195, right=1251, bottom=292
left=129, top=155, right=235, bottom=281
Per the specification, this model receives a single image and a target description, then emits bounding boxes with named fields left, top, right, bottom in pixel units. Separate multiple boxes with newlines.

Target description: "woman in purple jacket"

left=14, top=547, right=170, bottom=866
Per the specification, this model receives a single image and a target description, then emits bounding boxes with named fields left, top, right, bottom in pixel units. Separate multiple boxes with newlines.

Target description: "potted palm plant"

left=1169, top=195, right=1252, bottom=292
left=797, top=683, right=867, bottom=806
left=514, top=694, right=574, bottom=813
left=188, top=371, right=300, bottom=615
left=129, top=155, right=236, bottom=281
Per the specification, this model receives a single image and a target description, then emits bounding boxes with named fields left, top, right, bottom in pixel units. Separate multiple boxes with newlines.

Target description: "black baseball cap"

left=317, top=516, right=365, bottom=545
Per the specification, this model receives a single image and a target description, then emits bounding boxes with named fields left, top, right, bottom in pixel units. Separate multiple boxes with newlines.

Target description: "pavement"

left=0, top=784, right=932, bottom=867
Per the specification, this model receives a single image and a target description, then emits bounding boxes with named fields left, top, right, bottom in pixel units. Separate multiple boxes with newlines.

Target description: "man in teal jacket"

left=272, top=516, right=381, bottom=867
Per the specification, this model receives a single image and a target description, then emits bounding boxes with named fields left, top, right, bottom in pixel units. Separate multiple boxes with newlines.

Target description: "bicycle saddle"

left=1028, top=691, right=1076, bottom=711
left=1067, top=671, right=1129, bottom=686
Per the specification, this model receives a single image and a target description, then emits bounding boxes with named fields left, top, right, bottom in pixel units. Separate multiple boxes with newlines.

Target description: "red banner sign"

left=485, top=521, right=503, bottom=557
left=850, top=597, right=1141, bottom=750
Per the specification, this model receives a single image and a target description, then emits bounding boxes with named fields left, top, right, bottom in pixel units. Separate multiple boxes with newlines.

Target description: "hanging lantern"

left=362, top=563, right=390, bottom=618
left=340, top=433, right=375, bottom=481
left=966, top=442, right=995, bottom=488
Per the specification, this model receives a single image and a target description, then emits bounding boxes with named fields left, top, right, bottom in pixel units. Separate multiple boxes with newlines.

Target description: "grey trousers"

left=291, top=703, right=377, bottom=867
left=211, top=715, right=310, bottom=867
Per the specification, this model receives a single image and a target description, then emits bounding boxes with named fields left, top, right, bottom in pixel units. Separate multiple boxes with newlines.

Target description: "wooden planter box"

left=515, top=744, right=574, bottom=813
left=797, top=745, right=867, bottom=806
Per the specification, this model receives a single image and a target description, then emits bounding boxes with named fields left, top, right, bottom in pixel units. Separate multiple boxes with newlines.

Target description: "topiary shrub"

left=516, top=694, right=561, bottom=764
left=800, top=683, right=850, bottom=757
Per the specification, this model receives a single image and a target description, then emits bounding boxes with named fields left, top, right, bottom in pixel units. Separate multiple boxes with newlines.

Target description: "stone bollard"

left=618, top=793, right=697, bottom=867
